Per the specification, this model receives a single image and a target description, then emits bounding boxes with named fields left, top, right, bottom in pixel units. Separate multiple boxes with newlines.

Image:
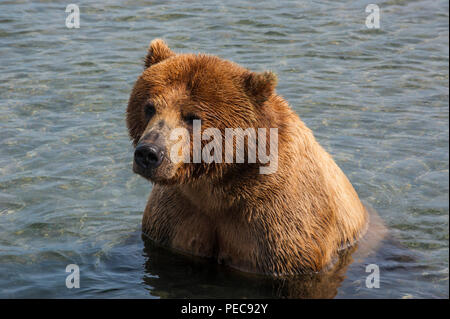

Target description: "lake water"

left=0, top=0, right=448, bottom=298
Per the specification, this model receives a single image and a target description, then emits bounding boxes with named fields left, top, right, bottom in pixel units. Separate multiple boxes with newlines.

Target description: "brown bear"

left=127, top=39, right=371, bottom=275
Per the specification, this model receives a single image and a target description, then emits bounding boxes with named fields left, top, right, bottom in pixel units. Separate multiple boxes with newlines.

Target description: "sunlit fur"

left=127, top=39, right=369, bottom=275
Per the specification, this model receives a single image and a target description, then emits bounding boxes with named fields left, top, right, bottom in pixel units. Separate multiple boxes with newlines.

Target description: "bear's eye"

left=183, top=113, right=201, bottom=125
left=144, top=102, right=156, bottom=120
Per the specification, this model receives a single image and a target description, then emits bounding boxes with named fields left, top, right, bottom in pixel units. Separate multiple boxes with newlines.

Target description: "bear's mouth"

left=132, top=160, right=154, bottom=180
left=132, top=157, right=179, bottom=185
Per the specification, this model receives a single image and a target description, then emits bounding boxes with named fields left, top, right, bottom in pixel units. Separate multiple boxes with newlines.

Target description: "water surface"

left=0, top=0, right=448, bottom=298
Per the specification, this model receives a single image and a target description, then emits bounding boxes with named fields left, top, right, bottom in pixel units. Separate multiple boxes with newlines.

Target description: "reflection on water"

left=141, top=236, right=350, bottom=299
left=141, top=237, right=425, bottom=299
left=0, top=0, right=448, bottom=298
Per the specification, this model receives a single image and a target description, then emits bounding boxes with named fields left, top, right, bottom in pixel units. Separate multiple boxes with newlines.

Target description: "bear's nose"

left=134, top=143, right=163, bottom=169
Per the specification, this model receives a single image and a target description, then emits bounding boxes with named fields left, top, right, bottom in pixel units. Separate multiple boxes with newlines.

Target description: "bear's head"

left=127, top=39, right=278, bottom=185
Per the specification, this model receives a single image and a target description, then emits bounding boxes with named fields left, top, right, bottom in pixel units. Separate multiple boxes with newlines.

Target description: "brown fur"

left=127, top=39, right=369, bottom=275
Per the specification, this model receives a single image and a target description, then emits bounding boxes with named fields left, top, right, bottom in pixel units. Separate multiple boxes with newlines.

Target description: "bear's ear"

left=144, top=39, right=175, bottom=68
left=242, top=71, right=278, bottom=105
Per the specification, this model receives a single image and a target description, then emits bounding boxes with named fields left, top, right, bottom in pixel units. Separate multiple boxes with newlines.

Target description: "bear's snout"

left=134, top=143, right=164, bottom=171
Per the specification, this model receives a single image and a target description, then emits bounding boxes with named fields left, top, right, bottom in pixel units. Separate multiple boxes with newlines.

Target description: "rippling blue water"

left=0, top=0, right=448, bottom=298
